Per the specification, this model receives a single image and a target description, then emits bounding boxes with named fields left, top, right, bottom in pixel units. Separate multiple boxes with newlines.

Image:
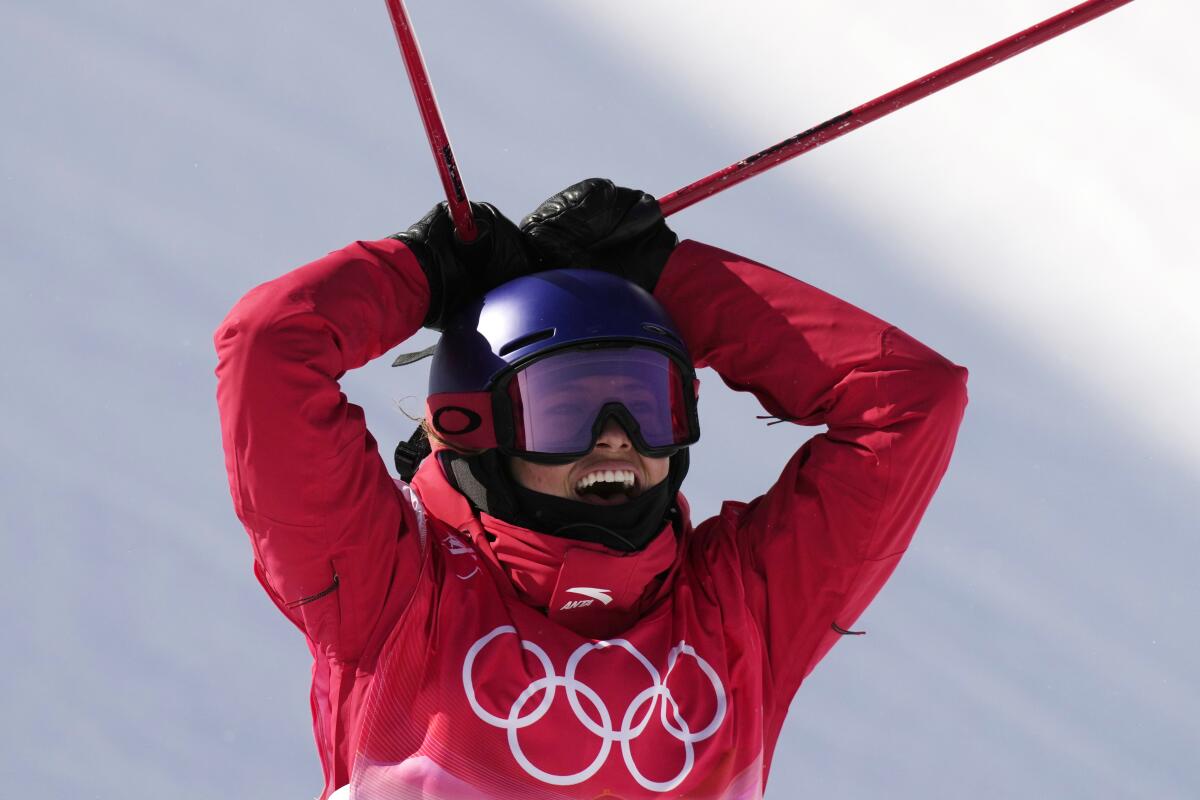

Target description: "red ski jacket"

left=214, top=239, right=967, bottom=799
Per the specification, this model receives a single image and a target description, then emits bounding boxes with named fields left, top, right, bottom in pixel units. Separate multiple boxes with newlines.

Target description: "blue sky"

left=1, top=1, right=1195, bottom=797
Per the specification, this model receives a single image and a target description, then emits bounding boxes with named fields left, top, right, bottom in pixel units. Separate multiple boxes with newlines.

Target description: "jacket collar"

left=411, top=453, right=685, bottom=638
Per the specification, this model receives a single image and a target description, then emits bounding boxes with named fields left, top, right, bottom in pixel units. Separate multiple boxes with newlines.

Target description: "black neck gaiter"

left=508, top=476, right=673, bottom=552
left=442, top=449, right=689, bottom=553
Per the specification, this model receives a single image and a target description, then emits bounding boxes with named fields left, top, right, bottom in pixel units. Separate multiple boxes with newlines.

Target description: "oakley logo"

left=462, top=626, right=727, bottom=792
left=565, top=587, right=613, bottom=605
left=432, top=406, right=482, bottom=435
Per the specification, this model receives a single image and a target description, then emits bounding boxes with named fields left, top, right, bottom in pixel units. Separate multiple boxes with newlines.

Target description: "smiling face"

left=508, top=417, right=671, bottom=506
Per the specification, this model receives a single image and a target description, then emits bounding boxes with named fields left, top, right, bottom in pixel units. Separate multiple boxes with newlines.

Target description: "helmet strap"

left=438, top=449, right=520, bottom=521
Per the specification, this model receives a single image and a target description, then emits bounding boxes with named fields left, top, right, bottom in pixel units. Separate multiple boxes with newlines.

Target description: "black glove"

left=392, top=202, right=536, bottom=330
left=520, top=178, right=678, bottom=293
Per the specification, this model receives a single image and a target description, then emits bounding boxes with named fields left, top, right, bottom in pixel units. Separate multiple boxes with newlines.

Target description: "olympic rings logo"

left=462, top=625, right=727, bottom=792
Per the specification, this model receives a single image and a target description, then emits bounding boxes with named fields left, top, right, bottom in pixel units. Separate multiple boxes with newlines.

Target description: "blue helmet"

left=425, top=269, right=699, bottom=458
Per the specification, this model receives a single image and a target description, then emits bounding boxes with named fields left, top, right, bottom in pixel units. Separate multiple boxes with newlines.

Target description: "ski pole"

left=657, top=0, right=1135, bottom=217
left=384, top=0, right=478, bottom=242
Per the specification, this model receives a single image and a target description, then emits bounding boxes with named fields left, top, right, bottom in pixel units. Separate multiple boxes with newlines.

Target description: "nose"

left=594, top=416, right=633, bottom=451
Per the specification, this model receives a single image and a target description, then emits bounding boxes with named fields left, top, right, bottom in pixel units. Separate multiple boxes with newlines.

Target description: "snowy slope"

left=1, top=1, right=1195, bottom=797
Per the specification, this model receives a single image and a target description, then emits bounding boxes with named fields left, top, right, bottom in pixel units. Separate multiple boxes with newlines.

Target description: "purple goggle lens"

left=505, top=347, right=695, bottom=457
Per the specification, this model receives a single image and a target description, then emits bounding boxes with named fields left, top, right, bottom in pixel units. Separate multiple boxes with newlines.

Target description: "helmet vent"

left=498, top=328, right=555, bottom=356
left=642, top=322, right=682, bottom=344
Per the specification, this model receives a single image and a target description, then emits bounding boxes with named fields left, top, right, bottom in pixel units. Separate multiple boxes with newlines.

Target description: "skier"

left=215, top=178, right=968, bottom=799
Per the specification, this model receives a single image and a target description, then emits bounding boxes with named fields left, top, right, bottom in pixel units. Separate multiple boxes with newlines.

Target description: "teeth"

left=575, top=469, right=636, bottom=493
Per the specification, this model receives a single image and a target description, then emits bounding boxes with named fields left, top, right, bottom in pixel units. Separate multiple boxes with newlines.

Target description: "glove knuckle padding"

left=393, top=201, right=535, bottom=330
left=521, top=177, right=678, bottom=292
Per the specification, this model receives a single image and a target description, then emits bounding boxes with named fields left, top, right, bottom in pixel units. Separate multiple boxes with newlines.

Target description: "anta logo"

left=559, top=587, right=612, bottom=611
left=560, top=599, right=594, bottom=611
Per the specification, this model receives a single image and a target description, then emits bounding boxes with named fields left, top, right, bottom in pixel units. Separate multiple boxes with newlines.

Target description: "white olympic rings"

left=461, top=625, right=727, bottom=792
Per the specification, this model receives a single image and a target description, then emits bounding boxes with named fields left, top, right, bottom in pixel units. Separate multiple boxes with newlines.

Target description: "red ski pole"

left=384, top=0, right=478, bottom=242
left=658, top=0, right=1135, bottom=217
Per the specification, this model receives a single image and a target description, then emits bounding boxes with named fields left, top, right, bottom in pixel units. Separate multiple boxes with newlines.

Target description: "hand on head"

left=394, top=179, right=678, bottom=330
left=391, top=201, right=536, bottom=330
left=520, top=178, right=678, bottom=293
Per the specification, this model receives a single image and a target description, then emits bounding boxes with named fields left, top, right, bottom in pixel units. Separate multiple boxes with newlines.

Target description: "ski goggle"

left=425, top=345, right=699, bottom=461
left=496, top=345, right=700, bottom=462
